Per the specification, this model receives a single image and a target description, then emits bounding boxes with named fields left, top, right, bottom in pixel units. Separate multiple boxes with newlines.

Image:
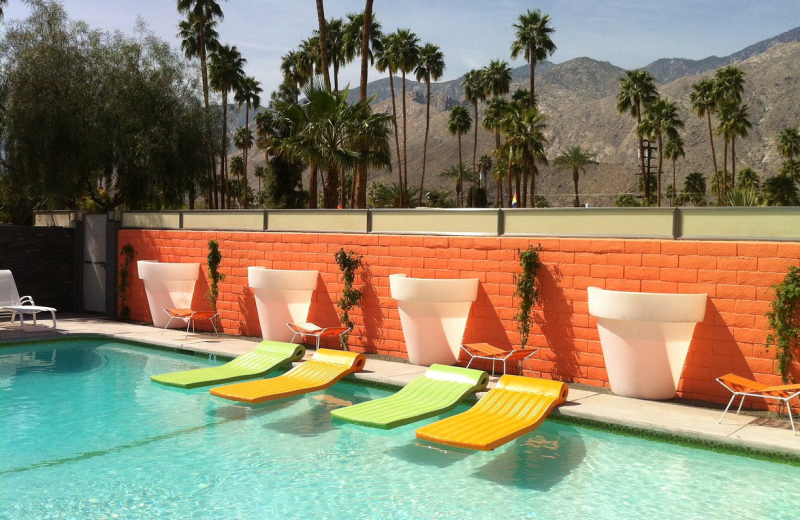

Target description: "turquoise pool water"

left=1, top=339, right=797, bottom=520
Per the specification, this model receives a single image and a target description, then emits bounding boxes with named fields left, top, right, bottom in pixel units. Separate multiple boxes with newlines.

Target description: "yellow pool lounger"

left=415, top=375, right=568, bottom=451
left=210, top=349, right=366, bottom=404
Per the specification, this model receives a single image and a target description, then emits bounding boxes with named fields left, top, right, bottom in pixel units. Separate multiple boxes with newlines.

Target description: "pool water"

left=1, top=340, right=797, bottom=520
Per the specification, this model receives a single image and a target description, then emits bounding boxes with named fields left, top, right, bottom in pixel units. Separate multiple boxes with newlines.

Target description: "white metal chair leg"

left=736, top=395, right=747, bottom=414
left=719, top=394, right=738, bottom=424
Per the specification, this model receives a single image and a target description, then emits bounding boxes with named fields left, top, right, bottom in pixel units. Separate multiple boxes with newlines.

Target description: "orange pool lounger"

left=415, top=375, right=568, bottom=451
left=210, top=349, right=365, bottom=404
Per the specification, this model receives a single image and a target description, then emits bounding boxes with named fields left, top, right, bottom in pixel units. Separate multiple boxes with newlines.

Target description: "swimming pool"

left=1, top=339, right=797, bottom=520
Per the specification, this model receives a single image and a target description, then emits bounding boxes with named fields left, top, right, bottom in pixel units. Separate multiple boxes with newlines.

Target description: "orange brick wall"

left=118, top=229, right=800, bottom=408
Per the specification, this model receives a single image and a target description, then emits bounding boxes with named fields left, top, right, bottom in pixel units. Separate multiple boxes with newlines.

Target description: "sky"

left=4, top=0, right=800, bottom=98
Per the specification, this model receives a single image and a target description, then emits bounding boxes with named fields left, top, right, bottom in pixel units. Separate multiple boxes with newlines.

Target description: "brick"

left=575, top=253, right=606, bottom=265
left=696, top=241, right=737, bottom=256
left=678, top=255, right=717, bottom=270
left=777, top=243, right=800, bottom=259
left=624, top=240, right=661, bottom=254
left=641, top=280, right=678, bottom=293
left=738, top=242, right=779, bottom=258
left=624, top=266, right=660, bottom=281
left=660, top=268, right=697, bottom=283
left=605, top=279, right=641, bottom=292
left=661, top=241, right=698, bottom=255
left=697, top=269, right=737, bottom=284
left=736, top=271, right=783, bottom=287
left=607, top=253, right=642, bottom=267
left=757, top=257, right=798, bottom=273
left=590, top=264, right=624, bottom=279
left=642, top=254, right=678, bottom=268
left=591, top=240, right=625, bottom=253
left=716, top=256, right=758, bottom=271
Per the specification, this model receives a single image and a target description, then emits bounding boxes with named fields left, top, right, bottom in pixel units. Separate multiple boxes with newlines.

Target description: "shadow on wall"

left=680, top=298, right=751, bottom=402
left=359, top=264, right=384, bottom=353
left=308, top=276, right=342, bottom=349
left=459, top=283, right=515, bottom=373
left=236, top=284, right=259, bottom=337
left=536, top=264, right=581, bottom=382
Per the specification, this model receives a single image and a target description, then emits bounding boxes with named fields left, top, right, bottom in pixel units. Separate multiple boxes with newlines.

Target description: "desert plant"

left=766, top=266, right=800, bottom=383
left=334, top=248, right=363, bottom=350
left=206, top=240, right=225, bottom=310
left=117, top=244, right=135, bottom=319
left=514, top=244, right=543, bottom=349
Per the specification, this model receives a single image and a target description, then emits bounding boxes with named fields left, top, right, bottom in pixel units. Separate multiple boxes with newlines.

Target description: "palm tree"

left=500, top=104, right=548, bottom=207
left=229, top=154, right=243, bottom=206
left=690, top=78, right=720, bottom=180
left=233, top=126, right=253, bottom=205
left=663, top=136, right=685, bottom=206
left=375, top=33, right=404, bottom=201
left=323, top=18, right=347, bottom=92
left=715, top=99, right=748, bottom=198
left=737, top=167, right=760, bottom=192
left=208, top=44, right=246, bottom=209
left=778, top=127, right=800, bottom=161
left=315, top=0, right=332, bottom=91
left=510, top=9, right=556, bottom=108
left=682, top=172, right=708, bottom=206
left=554, top=146, right=596, bottom=207
left=177, top=5, right=222, bottom=207
left=414, top=43, right=445, bottom=206
left=714, top=65, right=745, bottom=104
left=234, top=76, right=261, bottom=208
left=478, top=154, right=494, bottom=204
left=440, top=164, right=470, bottom=208
left=392, top=29, right=420, bottom=204
left=447, top=106, right=472, bottom=207
left=780, top=160, right=800, bottom=181
left=483, top=97, right=510, bottom=206
left=344, top=9, right=382, bottom=208
left=724, top=102, right=751, bottom=186
left=763, top=174, right=799, bottom=206
left=617, top=69, right=659, bottom=203
left=280, top=50, right=306, bottom=103
left=0, top=0, right=7, bottom=20
left=640, top=98, right=684, bottom=206
left=463, top=69, right=487, bottom=207
left=263, top=82, right=392, bottom=209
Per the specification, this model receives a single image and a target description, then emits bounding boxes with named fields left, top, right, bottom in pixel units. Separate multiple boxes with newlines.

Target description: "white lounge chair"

left=0, top=270, right=57, bottom=330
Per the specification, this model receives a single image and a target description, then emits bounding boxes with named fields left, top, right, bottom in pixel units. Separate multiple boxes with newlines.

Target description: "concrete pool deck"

left=3, top=315, right=799, bottom=460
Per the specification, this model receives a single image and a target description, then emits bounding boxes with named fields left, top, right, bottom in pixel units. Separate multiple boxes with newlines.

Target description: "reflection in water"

left=387, top=440, right=472, bottom=468
left=12, top=348, right=107, bottom=375
left=262, top=387, right=370, bottom=437
left=473, top=423, right=587, bottom=491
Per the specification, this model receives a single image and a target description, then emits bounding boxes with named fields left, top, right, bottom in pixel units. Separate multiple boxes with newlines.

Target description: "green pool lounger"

left=151, top=341, right=306, bottom=389
left=330, top=364, right=489, bottom=429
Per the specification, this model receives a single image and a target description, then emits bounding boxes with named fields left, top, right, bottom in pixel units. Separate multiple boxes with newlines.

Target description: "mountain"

left=237, top=27, right=800, bottom=207
left=644, top=26, right=800, bottom=84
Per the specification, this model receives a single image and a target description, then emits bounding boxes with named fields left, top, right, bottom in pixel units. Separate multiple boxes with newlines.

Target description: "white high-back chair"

left=0, top=270, right=57, bottom=330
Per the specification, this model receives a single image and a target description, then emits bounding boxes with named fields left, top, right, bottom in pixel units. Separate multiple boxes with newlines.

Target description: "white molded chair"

left=0, top=270, right=57, bottom=330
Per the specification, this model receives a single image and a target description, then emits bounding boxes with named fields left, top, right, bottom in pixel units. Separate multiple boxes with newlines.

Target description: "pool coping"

left=3, top=317, right=799, bottom=465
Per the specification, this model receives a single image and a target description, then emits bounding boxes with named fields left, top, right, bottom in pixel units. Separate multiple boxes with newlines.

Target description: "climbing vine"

left=514, top=244, right=543, bottom=350
left=206, top=240, right=226, bottom=311
left=766, top=265, right=800, bottom=383
left=117, top=243, right=135, bottom=319
left=334, top=248, right=363, bottom=351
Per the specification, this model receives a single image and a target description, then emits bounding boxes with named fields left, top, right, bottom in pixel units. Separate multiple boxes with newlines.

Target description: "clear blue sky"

left=5, top=0, right=800, bottom=98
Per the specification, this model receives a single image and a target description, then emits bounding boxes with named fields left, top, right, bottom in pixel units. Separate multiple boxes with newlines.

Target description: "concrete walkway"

left=3, top=316, right=798, bottom=459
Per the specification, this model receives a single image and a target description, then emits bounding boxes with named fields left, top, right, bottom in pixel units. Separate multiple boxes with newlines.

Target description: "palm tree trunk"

left=531, top=164, right=537, bottom=207
left=731, top=137, right=736, bottom=188
left=573, top=168, right=580, bottom=207
left=672, top=160, right=677, bottom=206
left=418, top=79, right=431, bottom=207
left=522, top=167, right=529, bottom=208
left=515, top=170, right=521, bottom=208
left=340, top=168, right=346, bottom=208
left=457, top=134, right=463, bottom=208
left=495, top=131, right=503, bottom=207
left=471, top=101, right=478, bottom=207
left=722, top=138, right=729, bottom=202
left=333, top=60, right=339, bottom=93
left=222, top=93, right=229, bottom=209
left=637, top=107, right=648, bottom=203
left=315, top=0, right=332, bottom=92
left=309, top=165, right=318, bottom=209
left=706, top=110, right=718, bottom=179
left=657, top=135, right=664, bottom=207
left=198, top=30, right=216, bottom=208
left=388, top=70, right=403, bottom=204
left=355, top=0, right=373, bottom=209
left=324, top=167, right=338, bottom=208
left=529, top=54, right=536, bottom=108
left=401, top=70, right=409, bottom=206
left=242, top=102, right=250, bottom=209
